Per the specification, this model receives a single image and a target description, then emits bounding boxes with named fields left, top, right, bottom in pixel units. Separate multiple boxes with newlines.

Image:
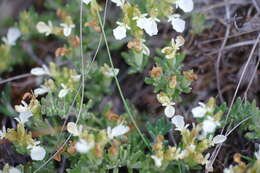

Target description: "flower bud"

left=183, top=71, right=198, bottom=81
left=149, top=66, right=162, bottom=78
left=169, top=76, right=177, bottom=89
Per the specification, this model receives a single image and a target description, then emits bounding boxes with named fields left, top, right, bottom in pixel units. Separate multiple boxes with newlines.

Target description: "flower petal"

left=191, top=106, right=207, bottom=118
left=177, top=0, right=194, bottom=12
left=171, top=115, right=185, bottom=130
left=164, top=105, right=175, bottom=118
left=75, top=139, right=94, bottom=153
left=111, top=0, right=125, bottom=7
left=58, top=88, right=70, bottom=98
left=108, top=124, right=129, bottom=139
left=67, top=122, right=80, bottom=136
left=83, top=0, right=92, bottom=5
left=202, top=119, right=218, bottom=133
left=30, top=146, right=46, bottom=161
left=9, top=167, right=21, bottom=173
left=151, top=155, right=163, bottom=167
left=6, top=27, right=21, bottom=46
left=113, top=25, right=127, bottom=40
left=171, top=18, right=185, bottom=33
left=213, top=135, right=227, bottom=144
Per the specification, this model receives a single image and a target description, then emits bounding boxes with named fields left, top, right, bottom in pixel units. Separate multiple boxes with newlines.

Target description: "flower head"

left=15, top=111, right=33, bottom=124
left=36, top=21, right=53, bottom=36
left=161, top=36, right=185, bottom=59
left=75, top=139, right=94, bottom=153
left=171, top=115, right=189, bottom=131
left=113, top=22, right=130, bottom=40
left=0, top=126, right=7, bottom=139
left=111, top=0, right=125, bottom=7
left=202, top=117, right=220, bottom=134
left=83, top=0, right=92, bottom=5
left=67, top=122, right=83, bottom=136
left=34, top=85, right=49, bottom=96
left=175, top=0, right=194, bottom=13
left=192, top=102, right=208, bottom=118
left=133, top=13, right=148, bottom=29
left=30, top=145, right=46, bottom=161
left=212, top=135, right=227, bottom=144
left=164, top=105, right=175, bottom=118
left=168, top=14, right=185, bottom=33
left=30, top=65, right=50, bottom=76
left=58, top=83, right=71, bottom=98
left=60, top=23, right=75, bottom=37
left=107, top=124, right=129, bottom=139
left=2, top=27, right=21, bottom=46
left=101, top=64, right=119, bottom=77
left=151, top=155, right=163, bottom=167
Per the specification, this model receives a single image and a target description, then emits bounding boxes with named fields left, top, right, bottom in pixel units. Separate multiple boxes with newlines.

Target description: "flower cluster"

left=2, top=98, right=46, bottom=161
left=36, top=10, right=76, bottom=37
left=223, top=146, right=260, bottom=173
left=191, top=98, right=223, bottom=138
left=111, top=0, right=194, bottom=40
left=67, top=121, right=129, bottom=155
left=30, top=62, right=80, bottom=98
left=149, top=97, right=226, bottom=169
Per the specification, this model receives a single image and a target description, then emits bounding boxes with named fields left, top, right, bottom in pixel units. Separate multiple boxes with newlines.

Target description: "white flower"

left=58, top=84, right=71, bottom=98
left=143, top=17, right=160, bottom=36
left=175, top=0, right=194, bottom=13
left=175, top=35, right=185, bottom=48
left=168, top=14, right=185, bottom=33
left=110, top=0, right=125, bottom=7
left=151, top=155, right=163, bottom=167
left=179, top=149, right=189, bottom=159
left=113, top=22, right=130, bottom=40
left=107, top=124, right=129, bottom=139
left=164, top=105, right=175, bottom=118
left=83, top=0, right=92, bottom=5
left=8, top=167, right=21, bottom=173
left=171, top=115, right=189, bottom=131
left=36, top=21, right=53, bottom=36
left=30, top=65, right=50, bottom=76
left=15, top=111, right=33, bottom=124
left=223, top=165, right=234, bottom=173
left=192, top=102, right=208, bottom=118
left=75, top=139, right=94, bottom=153
left=254, top=145, right=260, bottom=160
left=34, top=85, right=49, bottom=95
left=15, top=101, right=30, bottom=113
left=30, top=146, right=46, bottom=161
left=0, top=126, right=7, bottom=139
left=202, top=117, right=220, bottom=134
left=101, top=64, right=119, bottom=77
left=67, top=122, right=82, bottom=136
left=60, top=23, right=75, bottom=37
left=133, top=14, right=159, bottom=36
left=2, top=27, right=21, bottom=46
left=133, top=13, right=148, bottom=29
left=213, top=135, right=227, bottom=144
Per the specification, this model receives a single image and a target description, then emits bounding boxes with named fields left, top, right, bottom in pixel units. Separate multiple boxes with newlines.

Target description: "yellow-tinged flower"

left=161, top=35, right=185, bottom=59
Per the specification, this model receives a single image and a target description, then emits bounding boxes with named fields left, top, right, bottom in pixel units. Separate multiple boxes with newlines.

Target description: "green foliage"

left=191, top=13, right=211, bottom=35
left=228, top=98, right=260, bottom=139
left=145, top=54, right=193, bottom=102
left=122, top=50, right=149, bottom=74
left=0, top=84, right=16, bottom=117
left=146, top=116, right=172, bottom=138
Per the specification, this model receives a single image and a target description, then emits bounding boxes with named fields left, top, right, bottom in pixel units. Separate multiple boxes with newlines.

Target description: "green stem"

left=96, top=11, right=152, bottom=150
